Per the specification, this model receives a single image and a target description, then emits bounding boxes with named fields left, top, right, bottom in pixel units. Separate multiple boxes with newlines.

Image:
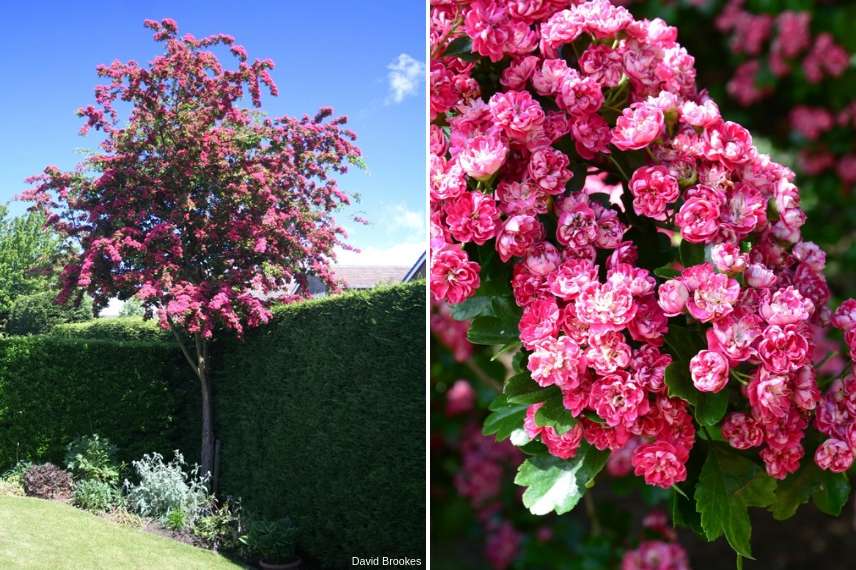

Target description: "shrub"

left=165, top=507, right=190, bottom=531
left=65, top=434, right=121, bottom=483
left=193, top=499, right=244, bottom=551
left=50, top=317, right=168, bottom=342
left=240, top=517, right=299, bottom=564
left=124, top=451, right=210, bottom=526
left=215, top=283, right=425, bottom=568
left=0, top=335, right=195, bottom=471
left=1, top=460, right=32, bottom=485
left=73, top=479, right=122, bottom=512
left=0, top=480, right=24, bottom=496
left=22, top=463, right=73, bottom=499
left=5, top=291, right=92, bottom=335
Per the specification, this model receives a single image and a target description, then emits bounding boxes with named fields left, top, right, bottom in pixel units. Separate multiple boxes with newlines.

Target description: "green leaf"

left=482, top=395, right=528, bottom=441
left=770, top=462, right=823, bottom=521
left=695, top=444, right=776, bottom=559
left=679, top=240, right=706, bottom=267
left=812, top=470, right=851, bottom=516
left=505, top=373, right=559, bottom=405
left=664, top=362, right=728, bottom=426
left=654, top=265, right=681, bottom=279
left=449, top=296, right=493, bottom=321
left=514, top=444, right=608, bottom=516
left=534, top=394, right=575, bottom=434
left=467, top=315, right=519, bottom=345
left=443, top=36, right=475, bottom=59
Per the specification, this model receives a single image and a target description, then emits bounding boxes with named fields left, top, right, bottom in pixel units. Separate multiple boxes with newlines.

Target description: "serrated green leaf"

left=449, top=296, right=493, bottom=321
left=770, top=462, right=823, bottom=521
left=505, top=373, right=559, bottom=405
left=514, top=444, right=608, bottom=516
left=695, top=444, right=776, bottom=559
left=467, top=315, right=519, bottom=345
left=534, top=394, right=575, bottom=434
left=654, top=265, right=681, bottom=279
left=813, top=470, right=851, bottom=516
left=482, top=395, right=528, bottom=441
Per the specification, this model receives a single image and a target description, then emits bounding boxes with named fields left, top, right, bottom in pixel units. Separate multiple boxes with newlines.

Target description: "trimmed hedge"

left=214, top=282, right=426, bottom=567
left=0, top=282, right=426, bottom=567
left=0, top=336, right=194, bottom=470
left=51, top=316, right=168, bottom=342
left=5, top=291, right=92, bottom=335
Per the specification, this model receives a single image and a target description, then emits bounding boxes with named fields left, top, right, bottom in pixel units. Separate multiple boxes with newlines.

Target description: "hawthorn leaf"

left=515, top=444, right=608, bottom=516
left=812, top=470, right=851, bottom=516
left=769, top=462, right=821, bottom=521
left=467, top=315, right=519, bottom=345
left=534, top=393, right=575, bottom=434
left=695, top=444, right=776, bottom=559
left=505, top=373, right=559, bottom=405
left=449, top=296, right=493, bottom=321
left=482, top=395, right=528, bottom=441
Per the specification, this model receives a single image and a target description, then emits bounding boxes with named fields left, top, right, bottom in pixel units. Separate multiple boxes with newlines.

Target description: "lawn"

left=0, top=495, right=244, bottom=569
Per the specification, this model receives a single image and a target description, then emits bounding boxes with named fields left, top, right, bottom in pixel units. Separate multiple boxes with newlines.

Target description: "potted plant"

left=240, top=517, right=300, bottom=569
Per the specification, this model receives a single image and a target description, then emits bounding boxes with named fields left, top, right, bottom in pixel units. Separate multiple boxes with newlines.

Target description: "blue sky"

left=0, top=0, right=426, bottom=267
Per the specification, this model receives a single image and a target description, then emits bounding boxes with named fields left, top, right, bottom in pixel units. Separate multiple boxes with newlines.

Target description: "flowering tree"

left=24, top=19, right=361, bottom=478
left=430, top=0, right=855, bottom=563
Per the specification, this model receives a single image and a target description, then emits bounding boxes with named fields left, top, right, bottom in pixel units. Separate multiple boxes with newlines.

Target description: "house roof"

left=333, top=265, right=411, bottom=289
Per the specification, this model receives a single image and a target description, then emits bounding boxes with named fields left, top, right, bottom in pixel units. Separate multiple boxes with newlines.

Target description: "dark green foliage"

left=50, top=316, right=168, bottom=342
left=64, top=434, right=121, bottom=484
left=23, top=463, right=73, bottom=499
left=215, top=283, right=426, bottom=568
left=72, top=479, right=122, bottom=512
left=0, top=335, right=195, bottom=470
left=240, top=517, right=299, bottom=564
left=5, top=291, right=92, bottom=335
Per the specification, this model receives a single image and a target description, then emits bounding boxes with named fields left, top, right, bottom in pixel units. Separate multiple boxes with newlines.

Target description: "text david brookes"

left=351, top=556, right=422, bottom=566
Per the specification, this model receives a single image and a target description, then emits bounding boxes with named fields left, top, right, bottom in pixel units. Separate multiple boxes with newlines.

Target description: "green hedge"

left=214, top=282, right=426, bottom=567
left=51, top=316, right=168, bottom=342
left=0, top=336, right=194, bottom=470
left=5, top=291, right=92, bottom=335
left=0, top=282, right=426, bottom=567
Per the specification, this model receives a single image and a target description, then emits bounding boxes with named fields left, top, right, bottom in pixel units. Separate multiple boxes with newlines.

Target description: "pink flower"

left=721, top=412, right=764, bottom=450
left=706, top=310, right=763, bottom=363
left=745, top=263, right=777, bottom=288
left=657, top=279, right=689, bottom=317
left=579, top=43, right=624, bottom=87
left=555, top=200, right=598, bottom=248
left=445, top=380, right=476, bottom=415
left=558, top=75, right=604, bottom=117
left=757, top=324, right=810, bottom=374
left=832, top=299, right=856, bottom=331
left=611, top=103, right=664, bottom=151
left=631, top=344, right=672, bottom=393
left=528, top=335, right=584, bottom=389
left=542, top=422, right=584, bottom=460
left=585, top=330, right=632, bottom=374
left=539, top=9, right=584, bottom=58
left=489, top=90, right=545, bottom=140
left=622, top=541, right=690, bottom=570
left=628, top=165, right=679, bottom=219
left=495, top=214, right=543, bottom=262
left=571, top=113, right=611, bottom=159
left=444, top=191, right=500, bottom=245
left=532, top=58, right=571, bottom=95
left=519, top=297, right=559, bottom=349
left=704, top=120, right=753, bottom=166
left=814, top=439, right=854, bottom=473
left=710, top=242, right=747, bottom=274
left=548, top=258, right=598, bottom=300
left=759, top=286, right=814, bottom=326
left=675, top=194, right=720, bottom=244
left=747, top=370, right=792, bottom=420
left=590, top=370, right=649, bottom=428
left=528, top=147, right=572, bottom=195
left=430, top=244, right=481, bottom=304
left=458, top=135, right=508, bottom=180
left=761, top=444, right=803, bottom=480
left=631, top=441, right=687, bottom=488
left=685, top=269, right=740, bottom=322
left=689, top=350, right=729, bottom=393
left=575, top=280, right=637, bottom=332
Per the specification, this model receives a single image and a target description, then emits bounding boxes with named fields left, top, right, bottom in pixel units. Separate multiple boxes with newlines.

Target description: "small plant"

left=0, top=480, right=24, bottom=496
left=65, top=434, right=121, bottom=483
left=240, top=517, right=299, bottom=564
left=193, top=498, right=244, bottom=551
left=124, top=451, right=210, bottom=526
left=1, top=460, right=33, bottom=486
left=72, top=479, right=122, bottom=512
left=22, top=463, right=73, bottom=500
left=104, top=505, right=145, bottom=528
left=165, top=507, right=189, bottom=531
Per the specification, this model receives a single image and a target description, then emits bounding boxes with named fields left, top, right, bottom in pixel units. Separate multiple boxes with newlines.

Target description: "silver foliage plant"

left=124, top=450, right=211, bottom=527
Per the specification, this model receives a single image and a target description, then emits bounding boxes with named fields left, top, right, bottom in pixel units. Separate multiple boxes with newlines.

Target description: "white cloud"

left=388, top=203, right=425, bottom=235
left=386, top=53, right=424, bottom=104
left=335, top=241, right=424, bottom=267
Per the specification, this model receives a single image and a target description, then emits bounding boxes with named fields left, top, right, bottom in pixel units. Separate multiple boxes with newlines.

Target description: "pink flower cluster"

left=621, top=510, right=690, bottom=570
left=430, top=0, right=856, bottom=490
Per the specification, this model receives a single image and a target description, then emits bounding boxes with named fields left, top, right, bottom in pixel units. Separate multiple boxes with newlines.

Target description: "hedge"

left=51, top=316, right=168, bottom=342
left=0, top=336, right=194, bottom=470
left=0, top=282, right=426, bottom=567
left=5, top=291, right=92, bottom=335
left=214, top=282, right=426, bottom=567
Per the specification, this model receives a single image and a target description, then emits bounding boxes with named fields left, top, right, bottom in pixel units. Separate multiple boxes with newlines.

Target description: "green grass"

left=0, top=496, right=244, bottom=569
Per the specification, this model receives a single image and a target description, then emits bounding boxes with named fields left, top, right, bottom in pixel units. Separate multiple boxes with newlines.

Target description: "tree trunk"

left=196, top=335, right=215, bottom=482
